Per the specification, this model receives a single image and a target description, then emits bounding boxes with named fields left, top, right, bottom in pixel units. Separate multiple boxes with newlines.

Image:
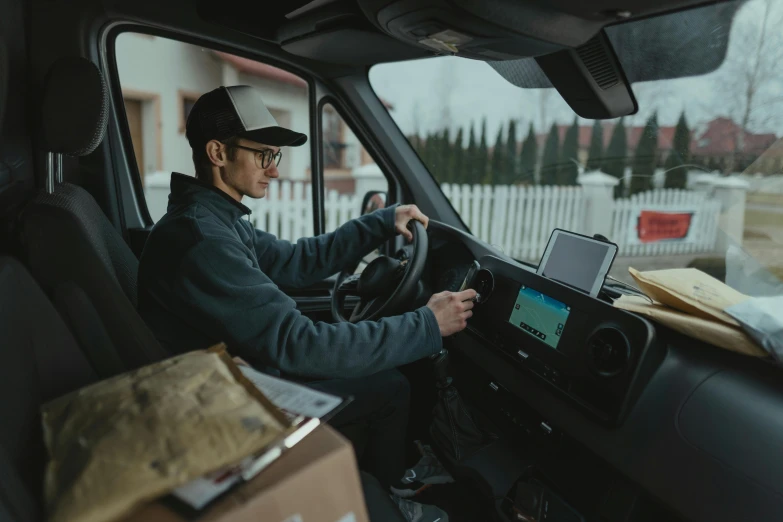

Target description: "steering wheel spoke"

left=337, top=273, right=361, bottom=295
left=349, top=297, right=378, bottom=322
left=331, top=220, right=428, bottom=324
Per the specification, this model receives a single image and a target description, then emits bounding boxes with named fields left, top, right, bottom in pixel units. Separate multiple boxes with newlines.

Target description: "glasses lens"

left=254, top=149, right=282, bottom=169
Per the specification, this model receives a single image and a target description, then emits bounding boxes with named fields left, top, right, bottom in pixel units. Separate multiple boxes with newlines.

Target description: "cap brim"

left=240, top=126, right=308, bottom=147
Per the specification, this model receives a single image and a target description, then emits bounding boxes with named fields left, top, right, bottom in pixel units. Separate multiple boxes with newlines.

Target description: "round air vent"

left=586, top=327, right=630, bottom=378
left=473, top=269, right=494, bottom=303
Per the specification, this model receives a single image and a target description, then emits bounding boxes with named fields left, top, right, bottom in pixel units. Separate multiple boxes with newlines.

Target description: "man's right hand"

left=426, top=289, right=477, bottom=337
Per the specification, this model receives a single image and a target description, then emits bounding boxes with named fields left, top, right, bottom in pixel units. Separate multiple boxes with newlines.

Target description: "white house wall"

left=115, top=33, right=311, bottom=181
left=116, top=34, right=223, bottom=176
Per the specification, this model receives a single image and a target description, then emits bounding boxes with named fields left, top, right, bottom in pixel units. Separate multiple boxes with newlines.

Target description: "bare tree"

left=720, top=0, right=783, bottom=172
left=538, top=89, right=551, bottom=131
left=437, top=59, right=457, bottom=131
left=411, top=100, right=422, bottom=139
left=628, top=82, right=676, bottom=127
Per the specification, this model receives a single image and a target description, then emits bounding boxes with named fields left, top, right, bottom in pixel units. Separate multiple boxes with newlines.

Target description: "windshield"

left=369, top=0, right=783, bottom=296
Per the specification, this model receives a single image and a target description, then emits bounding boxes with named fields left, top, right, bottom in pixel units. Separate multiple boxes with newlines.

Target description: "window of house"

left=121, top=89, right=161, bottom=187
left=322, top=103, right=389, bottom=234
left=115, top=32, right=313, bottom=241
left=178, top=90, right=200, bottom=133
left=323, top=105, right=345, bottom=169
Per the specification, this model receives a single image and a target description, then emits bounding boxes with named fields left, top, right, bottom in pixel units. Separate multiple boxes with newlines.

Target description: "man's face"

left=222, top=138, right=281, bottom=199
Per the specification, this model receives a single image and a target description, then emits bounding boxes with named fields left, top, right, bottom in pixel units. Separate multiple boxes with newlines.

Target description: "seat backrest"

left=20, top=56, right=167, bottom=375
left=0, top=256, right=98, bottom=522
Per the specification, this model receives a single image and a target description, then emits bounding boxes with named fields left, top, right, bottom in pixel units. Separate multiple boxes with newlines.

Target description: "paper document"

left=614, top=295, right=766, bottom=358
left=239, top=366, right=344, bottom=420
left=629, top=267, right=750, bottom=326
left=171, top=468, right=243, bottom=510
left=172, top=368, right=342, bottom=510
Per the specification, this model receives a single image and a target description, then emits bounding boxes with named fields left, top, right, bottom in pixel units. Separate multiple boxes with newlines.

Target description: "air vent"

left=576, top=36, right=619, bottom=90
left=586, top=327, right=630, bottom=378
left=473, top=269, right=494, bottom=303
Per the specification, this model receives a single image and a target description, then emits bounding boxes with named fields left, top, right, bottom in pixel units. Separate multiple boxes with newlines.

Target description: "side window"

left=114, top=33, right=312, bottom=238
left=322, top=103, right=389, bottom=233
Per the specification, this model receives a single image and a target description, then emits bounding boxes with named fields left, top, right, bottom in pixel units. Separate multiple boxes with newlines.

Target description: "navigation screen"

left=508, top=285, right=571, bottom=350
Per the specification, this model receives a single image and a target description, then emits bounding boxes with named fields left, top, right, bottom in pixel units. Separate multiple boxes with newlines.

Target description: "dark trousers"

left=305, top=369, right=411, bottom=489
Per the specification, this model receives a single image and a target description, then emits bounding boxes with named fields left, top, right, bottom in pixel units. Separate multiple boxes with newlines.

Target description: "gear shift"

left=429, top=348, right=492, bottom=462
left=431, top=349, right=452, bottom=389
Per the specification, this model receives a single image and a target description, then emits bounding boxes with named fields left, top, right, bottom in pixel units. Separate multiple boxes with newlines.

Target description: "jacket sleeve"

left=173, top=237, right=442, bottom=378
left=252, top=205, right=398, bottom=289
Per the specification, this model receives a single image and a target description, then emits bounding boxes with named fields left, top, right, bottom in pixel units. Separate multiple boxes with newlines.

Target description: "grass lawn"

left=745, top=209, right=783, bottom=227
left=747, top=192, right=783, bottom=207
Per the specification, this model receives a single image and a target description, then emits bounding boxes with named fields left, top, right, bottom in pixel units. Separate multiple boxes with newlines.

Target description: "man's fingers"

left=404, top=205, right=429, bottom=228
left=461, top=300, right=475, bottom=311
left=457, top=288, right=478, bottom=301
left=413, top=207, right=429, bottom=229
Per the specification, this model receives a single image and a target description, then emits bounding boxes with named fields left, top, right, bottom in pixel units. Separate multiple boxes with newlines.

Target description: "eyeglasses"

left=225, top=143, right=283, bottom=169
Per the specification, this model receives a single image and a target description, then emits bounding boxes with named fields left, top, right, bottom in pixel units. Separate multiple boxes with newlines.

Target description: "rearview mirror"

left=360, top=191, right=387, bottom=215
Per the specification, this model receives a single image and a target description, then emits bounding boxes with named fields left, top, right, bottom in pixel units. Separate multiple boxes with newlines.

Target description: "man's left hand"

left=395, top=204, right=429, bottom=242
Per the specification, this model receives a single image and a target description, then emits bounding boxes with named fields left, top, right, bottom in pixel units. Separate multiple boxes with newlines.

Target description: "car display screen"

left=508, top=284, right=571, bottom=350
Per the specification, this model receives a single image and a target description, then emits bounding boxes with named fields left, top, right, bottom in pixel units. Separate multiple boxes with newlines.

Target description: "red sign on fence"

left=636, top=211, right=694, bottom=243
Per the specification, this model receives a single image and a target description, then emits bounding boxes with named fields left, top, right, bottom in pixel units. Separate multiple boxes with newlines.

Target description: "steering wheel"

left=331, top=220, right=428, bottom=323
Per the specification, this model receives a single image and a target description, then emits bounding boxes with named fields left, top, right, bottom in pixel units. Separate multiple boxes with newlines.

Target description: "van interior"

left=2, top=0, right=783, bottom=521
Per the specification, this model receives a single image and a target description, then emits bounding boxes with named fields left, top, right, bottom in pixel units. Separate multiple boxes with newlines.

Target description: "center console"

left=468, top=255, right=656, bottom=426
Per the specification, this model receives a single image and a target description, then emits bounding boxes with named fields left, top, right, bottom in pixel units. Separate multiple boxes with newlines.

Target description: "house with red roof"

left=536, top=123, right=676, bottom=165
left=690, top=117, right=780, bottom=174
left=533, top=117, right=780, bottom=174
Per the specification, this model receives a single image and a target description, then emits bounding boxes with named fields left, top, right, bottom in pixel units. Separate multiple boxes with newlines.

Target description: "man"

left=137, top=86, right=474, bottom=502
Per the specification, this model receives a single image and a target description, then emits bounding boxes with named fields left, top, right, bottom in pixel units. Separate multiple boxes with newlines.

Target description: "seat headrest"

left=41, top=57, right=108, bottom=156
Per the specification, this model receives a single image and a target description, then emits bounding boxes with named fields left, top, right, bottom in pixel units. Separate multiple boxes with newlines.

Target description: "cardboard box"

left=124, top=425, right=369, bottom=522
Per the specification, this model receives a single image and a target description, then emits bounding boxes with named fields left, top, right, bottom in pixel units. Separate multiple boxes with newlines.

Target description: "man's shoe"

left=391, top=443, right=454, bottom=498
left=390, top=496, right=450, bottom=522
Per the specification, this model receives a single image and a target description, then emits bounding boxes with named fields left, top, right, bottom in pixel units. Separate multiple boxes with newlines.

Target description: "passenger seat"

left=20, top=56, right=166, bottom=376
left=0, top=256, right=404, bottom=522
left=0, top=256, right=97, bottom=522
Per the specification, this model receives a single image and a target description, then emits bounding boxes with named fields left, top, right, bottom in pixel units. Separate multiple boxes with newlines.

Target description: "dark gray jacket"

left=138, top=174, right=441, bottom=378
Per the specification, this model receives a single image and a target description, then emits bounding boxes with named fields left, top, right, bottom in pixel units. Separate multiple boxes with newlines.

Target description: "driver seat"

left=20, top=56, right=166, bottom=376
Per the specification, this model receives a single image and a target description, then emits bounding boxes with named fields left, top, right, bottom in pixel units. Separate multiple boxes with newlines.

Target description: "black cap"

left=185, top=85, right=308, bottom=150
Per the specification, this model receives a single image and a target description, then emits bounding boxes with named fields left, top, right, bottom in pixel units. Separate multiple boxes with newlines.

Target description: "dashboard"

left=424, top=221, right=783, bottom=522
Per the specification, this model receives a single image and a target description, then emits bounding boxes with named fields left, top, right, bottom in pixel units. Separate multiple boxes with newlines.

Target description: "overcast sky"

left=369, top=0, right=783, bottom=143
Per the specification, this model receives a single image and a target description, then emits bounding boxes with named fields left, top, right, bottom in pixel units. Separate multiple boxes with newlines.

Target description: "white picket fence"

left=188, top=179, right=723, bottom=261
left=610, top=189, right=721, bottom=256
left=442, top=183, right=723, bottom=260
left=441, top=184, right=586, bottom=261
left=245, top=181, right=362, bottom=240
